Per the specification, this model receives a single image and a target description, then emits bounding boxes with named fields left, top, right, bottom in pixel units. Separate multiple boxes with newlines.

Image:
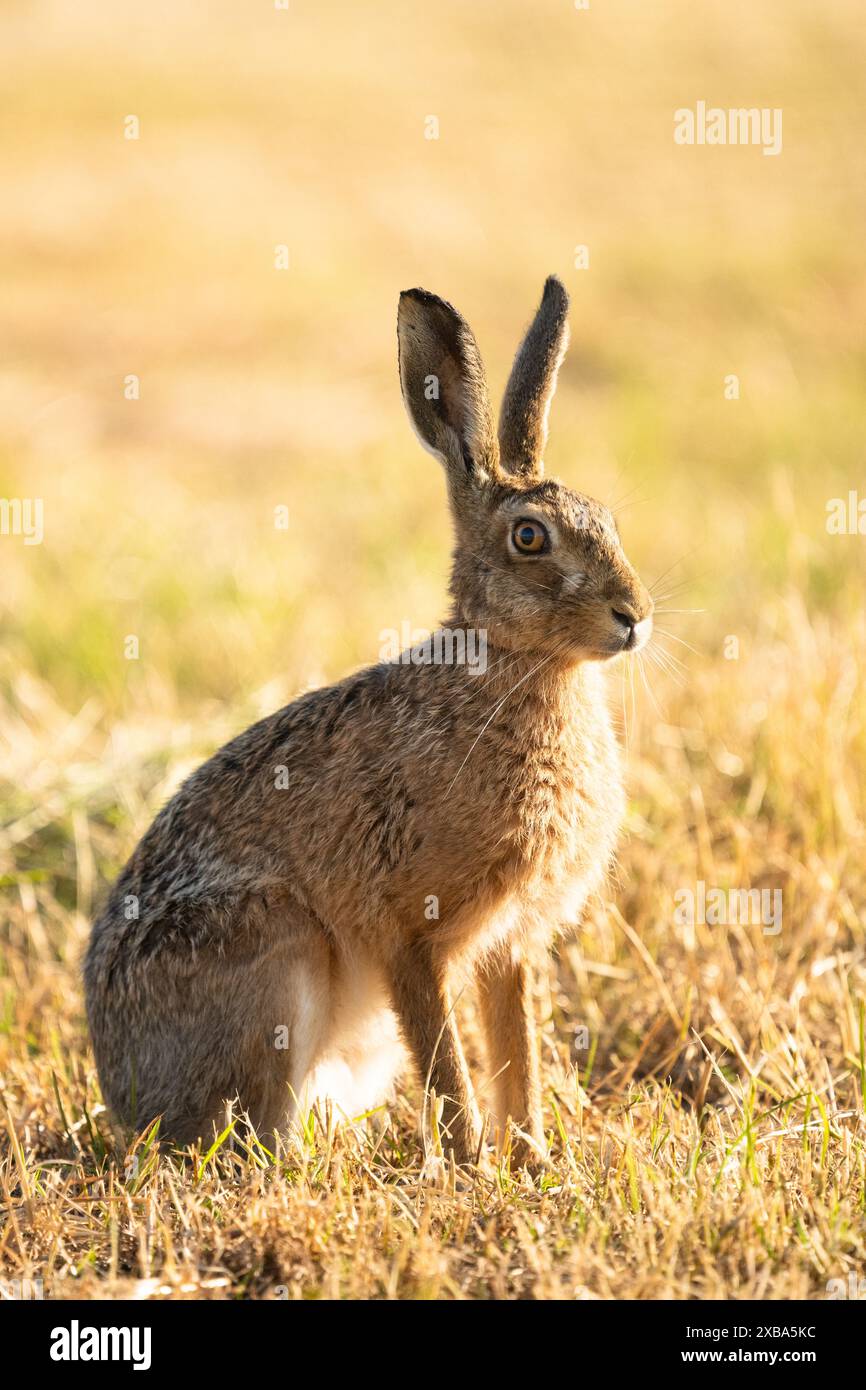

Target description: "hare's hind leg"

left=232, top=903, right=332, bottom=1144
left=87, top=895, right=331, bottom=1147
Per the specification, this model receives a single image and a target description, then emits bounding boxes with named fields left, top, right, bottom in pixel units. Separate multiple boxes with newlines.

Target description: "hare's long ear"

left=498, top=275, right=570, bottom=480
left=398, top=288, right=499, bottom=488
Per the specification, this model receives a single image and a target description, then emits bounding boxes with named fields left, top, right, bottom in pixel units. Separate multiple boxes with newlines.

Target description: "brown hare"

left=85, top=276, right=653, bottom=1166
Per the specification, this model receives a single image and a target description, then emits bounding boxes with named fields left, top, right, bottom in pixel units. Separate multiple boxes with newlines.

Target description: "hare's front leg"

left=389, top=940, right=482, bottom=1165
left=477, top=948, right=544, bottom=1164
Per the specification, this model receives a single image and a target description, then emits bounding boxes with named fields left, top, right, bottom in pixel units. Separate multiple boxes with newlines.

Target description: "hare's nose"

left=611, top=607, right=636, bottom=635
left=611, top=606, right=653, bottom=651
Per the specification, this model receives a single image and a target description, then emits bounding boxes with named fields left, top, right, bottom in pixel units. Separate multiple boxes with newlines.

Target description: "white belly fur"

left=304, top=953, right=406, bottom=1120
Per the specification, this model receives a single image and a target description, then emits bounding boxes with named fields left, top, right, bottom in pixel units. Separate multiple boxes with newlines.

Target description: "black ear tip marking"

left=542, top=275, right=569, bottom=313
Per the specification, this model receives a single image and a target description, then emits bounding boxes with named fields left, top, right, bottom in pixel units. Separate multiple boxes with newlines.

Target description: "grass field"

left=1, top=0, right=865, bottom=1299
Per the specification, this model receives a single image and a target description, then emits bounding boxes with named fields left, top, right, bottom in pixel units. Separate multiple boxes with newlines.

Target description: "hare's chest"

left=509, top=720, right=625, bottom=926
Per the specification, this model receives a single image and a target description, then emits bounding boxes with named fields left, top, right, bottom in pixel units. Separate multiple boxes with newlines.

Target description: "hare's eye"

left=511, top=519, right=549, bottom=555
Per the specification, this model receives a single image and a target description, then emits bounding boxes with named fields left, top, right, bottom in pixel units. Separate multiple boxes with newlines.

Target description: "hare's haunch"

left=85, top=277, right=653, bottom=1164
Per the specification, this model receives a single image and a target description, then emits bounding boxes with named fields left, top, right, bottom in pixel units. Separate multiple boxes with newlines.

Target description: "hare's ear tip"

left=399, top=286, right=437, bottom=307
left=542, top=274, right=569, bottom=308
left=398, top=287, right=465, bottom=334
left=398, top=287, right=444, bottom=325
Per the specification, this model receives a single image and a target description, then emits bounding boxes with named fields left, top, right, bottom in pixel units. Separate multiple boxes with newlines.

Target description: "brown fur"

left=85, top=276, right=653, bottom=1165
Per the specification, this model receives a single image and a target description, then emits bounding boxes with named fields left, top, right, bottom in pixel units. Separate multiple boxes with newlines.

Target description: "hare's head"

left=398, top=277, right=653, bottom=662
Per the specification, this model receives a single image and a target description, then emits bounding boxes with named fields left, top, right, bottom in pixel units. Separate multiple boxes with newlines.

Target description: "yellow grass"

left=1, top=0, right=865, bottom=1299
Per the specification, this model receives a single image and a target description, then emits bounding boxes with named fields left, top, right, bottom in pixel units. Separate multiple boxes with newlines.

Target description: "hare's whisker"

left=650, top=584, right=691, bottom=605
left=654, top=627, right=701, bottom=659
left=620, top=664, right=630, bottom=753
left=645, top=643, right=686, bottom=687
left=649, top=641, right=688, bottom=675
left=647, top=547, right=705, bottom=598
left=636, top=651, right=663, bottom=720
left=648, top=556, right=689, bottom=594
left=609, top=478, right=651, bottom=515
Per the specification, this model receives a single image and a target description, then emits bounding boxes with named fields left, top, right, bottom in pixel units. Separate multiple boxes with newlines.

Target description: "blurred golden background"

left=4, top=0, right=864, bottom=708
left=1, top=0, right=865, bottom=1298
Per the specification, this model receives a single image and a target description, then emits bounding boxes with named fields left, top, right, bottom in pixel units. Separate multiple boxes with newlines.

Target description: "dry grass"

left=1, top=0, right=865, bottom=1299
